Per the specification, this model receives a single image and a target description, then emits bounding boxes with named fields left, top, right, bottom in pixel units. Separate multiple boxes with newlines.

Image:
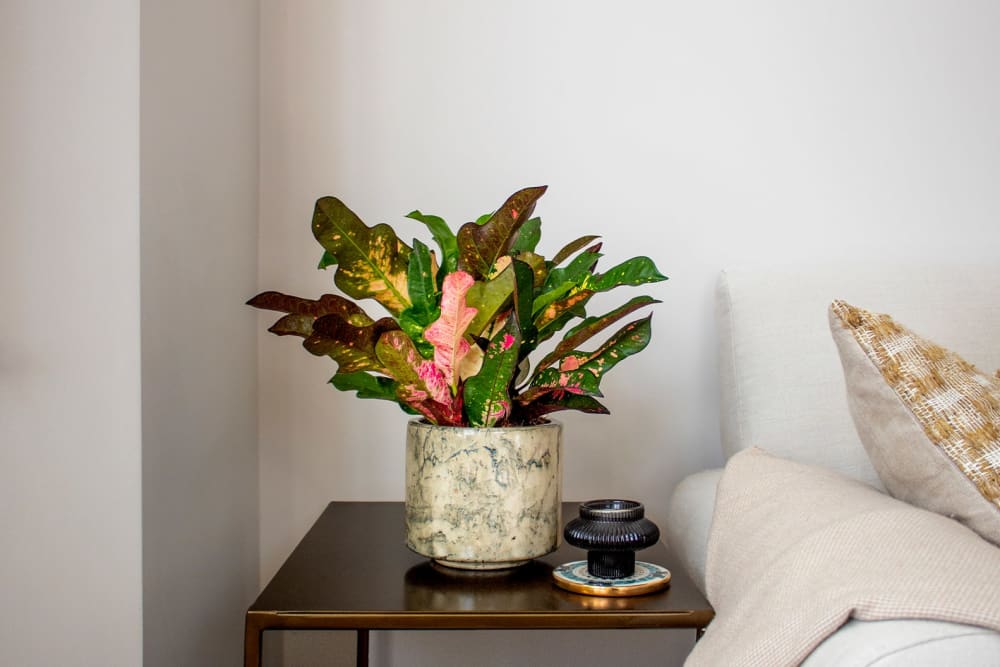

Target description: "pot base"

left=432, top=557, right=531, bottom=571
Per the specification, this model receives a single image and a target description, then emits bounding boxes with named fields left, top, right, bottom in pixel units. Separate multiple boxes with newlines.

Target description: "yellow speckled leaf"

left=312, top=197, right=412, bottom=315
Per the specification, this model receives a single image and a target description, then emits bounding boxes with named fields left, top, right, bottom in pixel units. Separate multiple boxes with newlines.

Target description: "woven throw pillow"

left=829, top=300, right=1000, bottom=546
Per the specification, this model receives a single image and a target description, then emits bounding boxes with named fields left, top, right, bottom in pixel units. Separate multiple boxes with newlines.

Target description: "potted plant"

left=249, top=185, right=667, bottom=568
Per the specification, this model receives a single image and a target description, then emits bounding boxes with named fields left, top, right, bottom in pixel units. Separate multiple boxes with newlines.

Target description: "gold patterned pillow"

left=829, top=300, right=1000, bottom=546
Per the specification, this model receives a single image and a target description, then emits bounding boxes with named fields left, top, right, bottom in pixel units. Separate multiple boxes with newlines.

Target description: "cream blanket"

left=686, top=448, right=1000, bottom=666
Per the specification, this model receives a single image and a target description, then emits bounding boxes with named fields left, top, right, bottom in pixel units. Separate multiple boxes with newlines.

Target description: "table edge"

left=246, top=608, right=715, bottom=631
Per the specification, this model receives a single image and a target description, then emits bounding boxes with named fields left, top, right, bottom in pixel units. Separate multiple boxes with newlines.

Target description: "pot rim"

left=407, top=417, right=561, bottom=433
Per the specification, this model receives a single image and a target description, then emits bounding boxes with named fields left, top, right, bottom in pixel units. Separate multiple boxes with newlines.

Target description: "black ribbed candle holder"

left=563, top=500, right=660, bottom=579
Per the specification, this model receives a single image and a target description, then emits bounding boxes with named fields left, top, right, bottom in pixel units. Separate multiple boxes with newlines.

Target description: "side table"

left=245, top=502, right=713, bottom=666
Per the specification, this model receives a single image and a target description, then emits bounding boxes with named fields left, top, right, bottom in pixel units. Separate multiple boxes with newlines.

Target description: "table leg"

left=243, top=618, right=262, bottom=667
left=695, top=626, right=706, bottom=642
left=357, top=629, right=370, bottom=667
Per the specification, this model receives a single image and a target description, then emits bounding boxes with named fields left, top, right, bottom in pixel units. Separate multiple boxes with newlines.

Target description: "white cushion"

left=805, top=618, right=1000, bottom=666
left=665, top=468, right=722, bottom=595
left=717, top=264, right=1000, bottom=487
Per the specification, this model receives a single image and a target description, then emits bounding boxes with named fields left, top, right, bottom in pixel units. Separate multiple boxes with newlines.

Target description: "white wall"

left=1, top=1, right=260, bottom=665
left=0, top=2, right=144, bottom=665
left=7, top=1, right=997, bottom=664
left=140, top=1, right=260, bottom=665
left=258, top=1, right=1000, bottom=665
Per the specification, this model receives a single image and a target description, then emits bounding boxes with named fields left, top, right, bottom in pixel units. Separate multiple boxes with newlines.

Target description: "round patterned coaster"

left=552, top=561, right=671, bottom=597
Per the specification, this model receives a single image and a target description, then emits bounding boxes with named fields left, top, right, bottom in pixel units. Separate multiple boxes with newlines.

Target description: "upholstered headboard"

left=716, top=264, right=1000, bottom=489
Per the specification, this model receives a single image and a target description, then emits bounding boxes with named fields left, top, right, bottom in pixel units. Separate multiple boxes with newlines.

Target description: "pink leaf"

left=375, top=329, right=462, bottom=424
left=417, top=361, right=451, bottom=405
left=424, top=271, right=478, bottom=389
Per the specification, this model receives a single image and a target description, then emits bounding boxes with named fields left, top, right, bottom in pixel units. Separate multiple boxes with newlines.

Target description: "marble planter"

left=405, top=419, right=562, bottom=570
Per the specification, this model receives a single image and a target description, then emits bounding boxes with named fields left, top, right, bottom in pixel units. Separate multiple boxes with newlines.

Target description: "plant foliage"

left=249, top=186, right=667, bottom=426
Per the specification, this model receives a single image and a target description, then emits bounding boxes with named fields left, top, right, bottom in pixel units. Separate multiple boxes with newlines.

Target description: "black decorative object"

left=564, top=499, right=660, bottom=579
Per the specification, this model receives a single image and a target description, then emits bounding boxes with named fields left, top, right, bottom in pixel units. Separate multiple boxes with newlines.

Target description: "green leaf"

left=531, top=244, right=601, bottom=319
left=312, top=196, right=412, bottom=315
left=529, top=315, right=653, bottom=397
left=398, top=309, right=437, bottom=358
left=303, top=315, right=400, bottom=374
left=551, top=235, right=600, bottom=266
left=330, top=371, right=398, bottom=402
left=406, top=210, right=457, bottom=274
left=514, top=251, right=548, bottom=287
left=318, top=250, right=338, bottom=270
left=531, top=281, right=575, bottom=316
left=584, top=256, right=668, bottom=292
left=510, top=217, right=542, bottom=254
left=475, top=213, right=492, bottom=225
left=512, top=259, right=536, bottom=339
left=456, top=186, right=548, bottom=279
left=465, top=264, right=516, bottom=337
left=542, top=244, right=601, bottom=292
left=463, top=315, right=521, bottom=427
left=406, top=238, right=439, bottom=324
left=534, top=295, right=659, bottom=375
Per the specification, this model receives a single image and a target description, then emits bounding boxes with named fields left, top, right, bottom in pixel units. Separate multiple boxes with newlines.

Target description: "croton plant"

left=248, top=186, right=667, bottom=427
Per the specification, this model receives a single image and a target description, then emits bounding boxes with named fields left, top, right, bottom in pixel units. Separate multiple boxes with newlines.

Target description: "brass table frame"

left=245, top=502, right=713, bottom=666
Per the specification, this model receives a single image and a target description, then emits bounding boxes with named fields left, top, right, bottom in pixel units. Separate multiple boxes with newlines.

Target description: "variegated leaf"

left=531, top=281, right=575, bottom=317
left=312, top=196, right=412, bottom=315
left=264, top=314, right=316, bottom=338
left=247, top=291, right=375, bottom=332
left=465, top=264, right=516, bottom=337
left=514, top=393, right=610, bottom=423
left=456, top=186, right=547, bottom=279
left=551, top=234, right=600, bottom=266
left=463, top=315, right=521, bottom=427
left=542, top=243, right=602, bottom=293
left=424, top=271, right=478, bottom=390
left=515, top=251, right=548, bottom=288
left=583, top=256, right=668, bottom=292
left=528, top=316, right=653, bottom=397
left=533, top=295, right=659, bottom=375
left=534, top=290, right=593, bottom=331
left=303, top=315, right=399, bottom=374
left=375, top=330, right=462, bottom=425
